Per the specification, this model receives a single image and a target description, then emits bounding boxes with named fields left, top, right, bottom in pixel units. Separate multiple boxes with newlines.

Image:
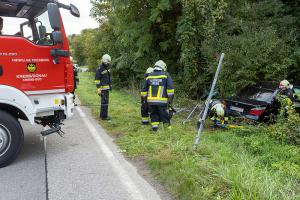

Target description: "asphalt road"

left=0, top=106, right=164, bottom=200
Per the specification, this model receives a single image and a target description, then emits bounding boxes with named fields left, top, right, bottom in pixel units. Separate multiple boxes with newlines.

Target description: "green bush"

left=266, top=96, right=300, bottom=145
left=71, top=0, right=300, bottom=97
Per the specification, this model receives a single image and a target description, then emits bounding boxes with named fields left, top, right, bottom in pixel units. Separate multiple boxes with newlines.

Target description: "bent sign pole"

left=194, top=53, right=225, bottom=148
left=183, top=104, right=200, bottom=124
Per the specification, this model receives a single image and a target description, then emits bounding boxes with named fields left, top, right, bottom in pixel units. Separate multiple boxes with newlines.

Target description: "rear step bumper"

left=41, top=126, right=61, bottom=136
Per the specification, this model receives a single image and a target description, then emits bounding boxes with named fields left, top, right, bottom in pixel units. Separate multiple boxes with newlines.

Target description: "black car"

left=224, top=82, right=300, bottom=122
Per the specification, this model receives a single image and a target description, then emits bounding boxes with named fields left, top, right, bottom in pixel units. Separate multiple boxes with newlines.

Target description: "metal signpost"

left=193, top=53, right=225, bottom=148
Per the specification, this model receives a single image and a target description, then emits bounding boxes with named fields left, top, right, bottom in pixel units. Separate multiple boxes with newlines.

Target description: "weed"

left=77, top=73, right=300, bottom=200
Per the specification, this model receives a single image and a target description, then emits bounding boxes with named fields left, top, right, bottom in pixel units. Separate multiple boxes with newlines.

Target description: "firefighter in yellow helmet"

left=208, top=100, right=228, bottom=128
left=141, top=60, right=174, bottom=132
left=141, top=67, right=154, bottom=125
left=95, top=54, right=112, bottom=120
left=279, top=80, right=295, bottom=102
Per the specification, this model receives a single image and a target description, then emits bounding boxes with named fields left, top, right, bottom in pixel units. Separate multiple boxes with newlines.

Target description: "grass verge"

left=77, top=72, right=300, bottom=200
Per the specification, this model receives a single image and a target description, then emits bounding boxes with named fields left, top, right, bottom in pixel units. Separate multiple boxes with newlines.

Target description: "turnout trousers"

left=100, top=90, right=110, bottom=119
left=141, top=99, right=150, bottom=124
left=149, top=104, right=170, bottom=131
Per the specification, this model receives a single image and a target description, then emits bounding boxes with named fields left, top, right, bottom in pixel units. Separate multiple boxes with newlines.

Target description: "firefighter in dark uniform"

left=141, top=60, right=174, bottom=132
left=95, top=54, right=112, bottom=120
left=279, top=80, right=295, bottom=102
left=71, top=64, right=79, bottom=101
left=141, top=67, right=154, bottom=125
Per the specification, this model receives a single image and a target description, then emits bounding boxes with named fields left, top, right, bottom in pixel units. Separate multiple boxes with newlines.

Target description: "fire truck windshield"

left=1, top=10, right=54, bottom=46
left=34, top=10, right=54, bottom=45
left=1, top=17, right=27, bottom=35
left=0, top=1, right=79, bottom=45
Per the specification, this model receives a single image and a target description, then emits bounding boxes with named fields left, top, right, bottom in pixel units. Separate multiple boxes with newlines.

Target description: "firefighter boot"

left=151, top=122, right=159, bottom=132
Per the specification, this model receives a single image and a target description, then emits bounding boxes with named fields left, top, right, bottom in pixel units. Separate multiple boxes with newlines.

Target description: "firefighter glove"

left=97, top=88, right=102, bottom=95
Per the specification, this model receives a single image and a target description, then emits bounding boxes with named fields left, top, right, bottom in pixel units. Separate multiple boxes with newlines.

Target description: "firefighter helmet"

left=154, top=60, right=167, bottom=71
left=212, top=103, right=225, bottom=117
left=146, top=67, right=154, bottom=74
left=102, top=54, right=111, bottom=65
left=279, top=80, right=290, bottom=90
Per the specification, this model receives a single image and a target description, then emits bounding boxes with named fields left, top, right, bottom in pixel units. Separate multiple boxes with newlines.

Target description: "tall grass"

left=77, top=73, right=300, bottom=200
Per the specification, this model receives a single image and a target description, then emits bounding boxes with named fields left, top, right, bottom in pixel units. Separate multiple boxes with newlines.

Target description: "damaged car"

left=224, top=82, right=300, bottom=122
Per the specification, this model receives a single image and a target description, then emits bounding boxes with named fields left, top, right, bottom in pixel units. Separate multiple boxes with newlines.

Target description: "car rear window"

left=237, top=86, right=275, bottom=102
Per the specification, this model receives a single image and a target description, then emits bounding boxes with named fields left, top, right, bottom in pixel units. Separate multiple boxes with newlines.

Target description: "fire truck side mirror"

left=70, top=4, right=80, bottom=18
left=47, top=3, right=61, bottom=31
left=52, top=31, right=63, bottom=44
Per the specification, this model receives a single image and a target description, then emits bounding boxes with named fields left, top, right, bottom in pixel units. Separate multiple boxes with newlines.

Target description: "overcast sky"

left=2, top=0, right=99, bottom=35
left=59, top=0, right=99, bottom=35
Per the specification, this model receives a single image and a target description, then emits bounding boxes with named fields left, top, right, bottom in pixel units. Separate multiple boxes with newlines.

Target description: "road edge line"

left=76, top=107, right=147, bottom=200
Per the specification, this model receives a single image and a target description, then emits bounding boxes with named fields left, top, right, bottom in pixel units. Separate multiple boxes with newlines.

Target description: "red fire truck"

left=0, top=0, right=80, bottom=167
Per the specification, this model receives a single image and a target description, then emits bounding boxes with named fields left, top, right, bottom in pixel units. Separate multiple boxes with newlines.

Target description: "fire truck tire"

left=0, top=110, right=24, bottom=168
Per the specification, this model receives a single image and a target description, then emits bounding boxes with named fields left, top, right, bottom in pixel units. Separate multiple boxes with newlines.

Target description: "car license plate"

left=230, top=106, right=244, bottom=113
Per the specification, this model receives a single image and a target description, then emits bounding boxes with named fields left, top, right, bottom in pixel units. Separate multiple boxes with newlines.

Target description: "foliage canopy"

left=70, top=0, right=300, bottom=98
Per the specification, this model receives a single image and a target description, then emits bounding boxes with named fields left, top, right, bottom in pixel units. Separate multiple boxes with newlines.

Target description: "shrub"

left=266, top=96, right=300, bottom=145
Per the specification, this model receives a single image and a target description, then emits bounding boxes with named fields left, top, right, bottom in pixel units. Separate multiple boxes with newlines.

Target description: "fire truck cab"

left=0, top=0, right=79, bottom=167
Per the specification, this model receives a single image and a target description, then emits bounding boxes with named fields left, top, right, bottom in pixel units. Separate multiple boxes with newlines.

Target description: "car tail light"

left=249, top=107, right=266, bottom=116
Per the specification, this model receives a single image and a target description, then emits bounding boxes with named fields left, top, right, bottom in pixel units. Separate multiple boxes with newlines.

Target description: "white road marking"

left=76, top=107, right=147, bottom=200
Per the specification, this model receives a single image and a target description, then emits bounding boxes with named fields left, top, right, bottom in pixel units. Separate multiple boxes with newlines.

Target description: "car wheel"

left=0, top=110, right=24, bottom=168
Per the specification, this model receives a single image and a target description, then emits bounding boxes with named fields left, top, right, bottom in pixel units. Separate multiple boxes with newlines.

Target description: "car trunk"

left=224, top=97, right=269, bottom=120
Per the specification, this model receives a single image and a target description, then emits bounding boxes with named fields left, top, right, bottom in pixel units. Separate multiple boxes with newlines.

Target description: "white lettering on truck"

left=0, top=52, right=18, bottom=56
left=12, top=58, right=50, bottom=62
left=16, top=74, right=48, bottom=82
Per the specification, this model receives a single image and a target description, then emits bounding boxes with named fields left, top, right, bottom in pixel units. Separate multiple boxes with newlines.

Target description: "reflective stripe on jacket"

left=141, top=70, right=174, bottom=105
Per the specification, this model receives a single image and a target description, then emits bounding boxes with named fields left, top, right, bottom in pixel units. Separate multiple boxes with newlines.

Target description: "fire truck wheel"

left=0, top=110, right=24, bottom=168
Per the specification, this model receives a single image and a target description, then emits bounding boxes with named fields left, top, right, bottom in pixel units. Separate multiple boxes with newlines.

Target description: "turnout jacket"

left=95, top=63, right=112, bottom=90
left=141, top=70, right=174, bottom=105
left=280, top=88, right=295, bottom=102
left=208, top=101, right=228, bottom=128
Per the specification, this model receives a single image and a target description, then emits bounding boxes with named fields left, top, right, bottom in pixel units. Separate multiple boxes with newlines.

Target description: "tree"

left=71, top=0, right=300, bottom=96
